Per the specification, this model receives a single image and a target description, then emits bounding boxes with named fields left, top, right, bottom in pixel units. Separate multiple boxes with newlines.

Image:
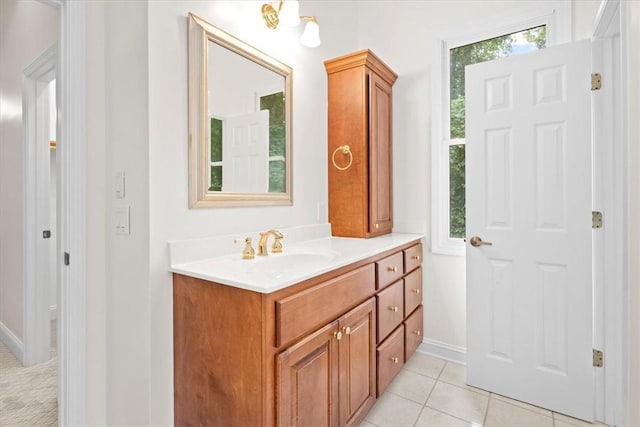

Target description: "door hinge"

left=593, top=349, right=604, bottom=367
left=43, top=230, right=51, bottom=239
left=64, top=252, right=70, bottom=266
left=591, top=73, right=602, bottom=91
left=592, top=211, right=603, bottom=229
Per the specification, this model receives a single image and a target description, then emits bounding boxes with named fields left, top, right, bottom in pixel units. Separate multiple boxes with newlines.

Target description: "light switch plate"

left=115, top=206, right=130, bottom=235
left=115, top=172, right=125, bottom=199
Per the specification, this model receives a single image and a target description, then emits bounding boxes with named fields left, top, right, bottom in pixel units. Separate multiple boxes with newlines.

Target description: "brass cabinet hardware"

left=390, top=357, right=399, bottom=364
left=342, top=326, right=351, bottom=335
left=388, top=306, right=398, bottom=312
left=413, top=330, right=421, bottom=336
left=411, top=288, right=420, bottom=294
left=469, top=236, right=493, bottom=247
left=334, top=331, right=343, bottom=341
left=331, top=145, right=353, bottom=171
left=411, top=255, right=420, bottom=261
left=387, top=266, right=398, bottom=273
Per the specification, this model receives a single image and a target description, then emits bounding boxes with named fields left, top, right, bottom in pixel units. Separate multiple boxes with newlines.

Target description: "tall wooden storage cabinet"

left=325, top=50, right=398, bottom=238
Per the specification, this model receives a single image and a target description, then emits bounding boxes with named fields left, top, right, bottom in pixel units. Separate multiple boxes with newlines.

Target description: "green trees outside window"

left=448, top=26, right=546, bottom=238
left=209, top=117, right=223, bottom=192
left=260, top=92, right=286, bottom=193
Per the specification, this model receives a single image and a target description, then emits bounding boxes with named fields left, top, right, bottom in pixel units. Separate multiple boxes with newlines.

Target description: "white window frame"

left=430, top=4, right=571, bottom=256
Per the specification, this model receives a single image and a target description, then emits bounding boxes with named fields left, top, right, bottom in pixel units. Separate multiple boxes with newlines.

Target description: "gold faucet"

left=257, top=229, right=284, bottom=256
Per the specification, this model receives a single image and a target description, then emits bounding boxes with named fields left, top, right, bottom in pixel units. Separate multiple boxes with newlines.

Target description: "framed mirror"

left=188, top=13, right=293, bottom=207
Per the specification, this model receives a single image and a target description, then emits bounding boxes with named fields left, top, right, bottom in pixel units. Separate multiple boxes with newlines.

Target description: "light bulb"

left=279, top=1, right=300, bottom=27
left=300, top=19, right=321, bottom=48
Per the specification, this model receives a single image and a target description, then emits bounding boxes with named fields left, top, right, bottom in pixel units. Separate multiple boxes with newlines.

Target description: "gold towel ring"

left=332, top=145, right=353, bottom=171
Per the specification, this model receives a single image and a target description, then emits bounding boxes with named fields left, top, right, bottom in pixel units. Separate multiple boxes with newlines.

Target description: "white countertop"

left=169, top=229, right=423, bottom=294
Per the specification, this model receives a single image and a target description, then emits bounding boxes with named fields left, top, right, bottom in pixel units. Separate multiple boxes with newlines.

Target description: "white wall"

left=353, top=0, right=601, bottom=352
left=0, top=0, right=58, bottom=343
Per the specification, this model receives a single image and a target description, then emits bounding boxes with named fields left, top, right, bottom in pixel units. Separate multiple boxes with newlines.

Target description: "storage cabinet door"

left=339, top=298, right=376, bottom=426
left=368, top=70, right=393, bottom=236
left=277, top=321, right=340, bottom=427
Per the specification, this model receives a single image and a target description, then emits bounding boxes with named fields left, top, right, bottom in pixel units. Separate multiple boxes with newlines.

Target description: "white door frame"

left=37, top=0, right=87, bottom=425
left=591, top=0, right=629, bottom=426
left=22, top=44, right=56, bottom=367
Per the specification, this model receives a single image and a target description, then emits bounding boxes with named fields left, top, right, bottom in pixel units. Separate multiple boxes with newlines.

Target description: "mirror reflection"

left=188, top=12, right=292, bottom=207
left=207, top=41, right=286, bottom=193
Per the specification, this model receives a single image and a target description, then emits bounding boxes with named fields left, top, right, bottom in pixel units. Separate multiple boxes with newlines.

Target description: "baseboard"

left=417, top=338, right=467, bottom=364
left=50, top=304, right=57, bottom=320
left=0, top=321, right=24, bottom=364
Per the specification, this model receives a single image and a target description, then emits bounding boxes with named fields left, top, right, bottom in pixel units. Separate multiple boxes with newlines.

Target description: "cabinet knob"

left=388, top=306, right=398, bottom=312
left=390, top=357, right=399, bottom=364
left=375, top=223, right=380, bottom=229
left=413, top=330, right=421, bottom=336
left=411, top=255, right=421, bottom=261
left=411, top=288, right=420, bottom=294
left=387, top=266, right=398, bottom=273
left=334, top=331, right=343, bottom=341
left=342, top=326, right=351, bottom=335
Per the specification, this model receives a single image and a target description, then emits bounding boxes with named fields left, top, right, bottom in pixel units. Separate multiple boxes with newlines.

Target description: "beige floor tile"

left=386, top=369, right=437, bottom=404
left=403, top=352, right=446, bottom=379
left=438, top=362, right=490, bottom=396
left=364, top=392, right=423, bottom=427
left=553, top=412, right=609, bottom=427
left=484, top=398, right=553, bottom=427
left=415, top=407, right=474, bottom=427
left=426, top=381, right=489, bottom=425
left=490, top=393, right=552, bottom=417
left=359, top=421, right=377, bottom=427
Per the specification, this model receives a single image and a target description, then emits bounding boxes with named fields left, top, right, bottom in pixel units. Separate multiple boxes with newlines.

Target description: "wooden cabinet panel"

left=376, top=252, right=403, bottom=290
left=376, top=280, right=404, bottom=342
left=276, top=264, right=375, bottom=347
left=339, top=299, right=376, bottom=426
left=404, top=305, right=423, bottom=361
left=404, top=267, right=423, bottom=316
left=326, top=50, right=397, bottom=238
left=376, top=325, right=405, bottom=396
left=404, top=243, right=423, bottom=273
left=276, top=321, right=340, bottom=427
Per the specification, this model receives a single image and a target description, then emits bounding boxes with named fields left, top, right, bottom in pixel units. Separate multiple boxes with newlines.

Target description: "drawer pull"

left=390, top=357, right=399, bottom=364
left=413, top=330, right=421, bottom=336
left=388, top=306, right=398, bottom=312
left=342, top=326, right=351, bottom=335
left=411, top=255, right=421, bottom=261
left=411, top=288, right=420, bottom=294
left=334, top=331, right=343, bottom=341
left=387, top=266, right=398, bottom=273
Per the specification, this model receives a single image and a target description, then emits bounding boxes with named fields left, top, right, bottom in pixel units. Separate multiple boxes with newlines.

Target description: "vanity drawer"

left=404, top=305, right=423, bottom=361
left=276, top=264, right=375, bottom=347
left=404, top=267, right=423, bottom=316
left=376, top=280, right=404, bottom=343
left=403, top=243, right=423, bottom=273
left=377, top=324, right=404, bottom=396
left=376, top=252, right=403, bottom=290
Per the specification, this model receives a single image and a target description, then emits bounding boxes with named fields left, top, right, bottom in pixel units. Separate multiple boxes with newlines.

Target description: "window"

left=209, top=117, right=223, bottom=192
left=433, top=21, right=550, bottom=255
left=260, top=92, right=286, bottom=193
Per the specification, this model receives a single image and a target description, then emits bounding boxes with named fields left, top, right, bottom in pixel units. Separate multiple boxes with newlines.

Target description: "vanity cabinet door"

left=276, top=321, right=340, bottom=427
left=376, top=324, right=405, bottom=396
left=339, top=298, right=376, bottom=426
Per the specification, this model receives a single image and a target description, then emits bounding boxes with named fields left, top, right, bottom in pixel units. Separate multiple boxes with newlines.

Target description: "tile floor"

left=361, top=352, right=609, bottom=427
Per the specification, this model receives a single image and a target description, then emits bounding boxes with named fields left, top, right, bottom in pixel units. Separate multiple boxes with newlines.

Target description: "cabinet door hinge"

left=592, top=211, right=603, bottom=229
left=591, top=73, right=602, bottom=91
left=64, top=252, right=70, bottom=266
left=593, top=349, right=604, bottom=367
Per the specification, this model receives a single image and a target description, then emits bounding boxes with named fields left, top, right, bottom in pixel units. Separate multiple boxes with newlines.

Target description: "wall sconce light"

left=261, top=1, right=321, bottom=47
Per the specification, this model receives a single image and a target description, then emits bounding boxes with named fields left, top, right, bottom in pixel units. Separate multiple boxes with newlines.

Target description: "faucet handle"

left=270, top=230, right=284, bottom=253
left=234, top=237, right=255, bottom=260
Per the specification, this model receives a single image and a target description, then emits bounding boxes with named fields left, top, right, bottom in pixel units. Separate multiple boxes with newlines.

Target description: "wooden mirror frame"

left=188, top=12, right=293, bottom=208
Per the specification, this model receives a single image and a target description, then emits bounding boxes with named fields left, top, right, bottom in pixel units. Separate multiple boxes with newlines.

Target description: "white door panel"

left=466, top=40, right=593, bottom=420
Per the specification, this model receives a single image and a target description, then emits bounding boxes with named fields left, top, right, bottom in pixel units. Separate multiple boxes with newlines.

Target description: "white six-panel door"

left=465, top=40, right=593, bottom=420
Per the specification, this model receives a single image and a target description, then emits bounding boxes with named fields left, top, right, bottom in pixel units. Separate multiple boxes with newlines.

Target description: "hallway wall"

left=0, top=0, right=58, bottom=349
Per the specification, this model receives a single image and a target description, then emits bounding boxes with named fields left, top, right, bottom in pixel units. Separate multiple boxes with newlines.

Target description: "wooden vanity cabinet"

left=325, top=50, right=398, bottom=238
left=277, top=298, right=376, bottom=427
left=173, top=239, right=422, bottom=427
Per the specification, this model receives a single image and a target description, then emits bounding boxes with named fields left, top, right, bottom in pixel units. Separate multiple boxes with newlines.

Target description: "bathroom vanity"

left=171, top=231, right=423, bottom=426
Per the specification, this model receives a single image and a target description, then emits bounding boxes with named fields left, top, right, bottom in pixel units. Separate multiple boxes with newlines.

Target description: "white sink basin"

left=247, top=250, right=341, bottom=279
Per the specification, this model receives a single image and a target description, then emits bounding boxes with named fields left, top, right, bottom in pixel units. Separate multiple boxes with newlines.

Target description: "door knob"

left=469, top=236, right=493, bottom=247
